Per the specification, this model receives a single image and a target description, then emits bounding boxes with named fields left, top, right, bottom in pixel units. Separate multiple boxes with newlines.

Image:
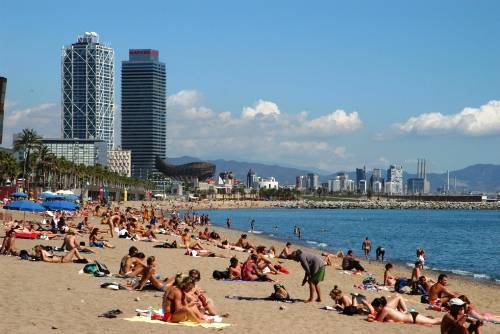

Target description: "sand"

left=0, top=203, right=499, bottom=334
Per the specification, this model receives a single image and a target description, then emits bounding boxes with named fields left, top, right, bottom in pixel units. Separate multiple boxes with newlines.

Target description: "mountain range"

left=168, top=157, right=500, bottom=193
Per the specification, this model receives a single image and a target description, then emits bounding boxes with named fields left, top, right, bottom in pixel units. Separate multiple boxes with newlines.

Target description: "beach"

left=1, top=202, right=499, bottom=334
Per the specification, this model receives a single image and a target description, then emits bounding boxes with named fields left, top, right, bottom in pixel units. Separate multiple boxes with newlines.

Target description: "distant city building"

left=306, top=173, right=320, bottom=191
left=407, top=159, right=430, bottom=194
left=0, top=76, right=6, bottom=144
left=62, top=32, right=115, bottom=150
left=356, top=167, right=366, bottom=192
left=296, top=175, right=306, bottom=191
left=328, top=179, right=340, bottom=192
left=34, top=137, right=107, bottom=166
left=358, top=180, right=367, bottom=194
left=372, top=180, right=383, bottom=193
left=386, top=165, right=403, bottom=195
left=121, top=49, right=166, bottom=178
left=246, top=169, right=259, bottom=189
left=107, top=149, right=132, bottom=177
left=258, top=177, right=279, bottom=190
left=370, top=168, right=384, bottom=190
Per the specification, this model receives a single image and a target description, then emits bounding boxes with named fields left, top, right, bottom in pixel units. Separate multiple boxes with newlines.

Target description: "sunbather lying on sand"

left=34, top=245, right=87, bottom=263
left=368, top=296, right=440, bottom=325
left=89, top=228, right=115, bottom=248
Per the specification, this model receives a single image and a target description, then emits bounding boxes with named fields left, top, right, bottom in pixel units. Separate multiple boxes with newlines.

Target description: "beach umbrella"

left=10, top=192, right=28, bottom=198
left=42, top=200, right=79, bottom=211
left=3, top=200, right=46, bottom=212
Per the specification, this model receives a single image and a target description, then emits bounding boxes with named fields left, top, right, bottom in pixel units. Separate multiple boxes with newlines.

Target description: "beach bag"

left=212, top=270, right=229, bottom=280
left=95, top=260, right=110, bottom=275
left=395, top=278, right=409, bottom=292
left=83, top=263, right=99, bottom=274
left=210, top=232, right=220, bottom=240
left=19, top=250, right=30, bottom=260
left=270, top=284, right=290, bottom=301
left=421, top=295, right=429, bottom=304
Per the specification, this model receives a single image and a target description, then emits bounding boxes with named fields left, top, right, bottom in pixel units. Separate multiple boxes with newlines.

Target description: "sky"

left=2, top=0, right=500, bottom=174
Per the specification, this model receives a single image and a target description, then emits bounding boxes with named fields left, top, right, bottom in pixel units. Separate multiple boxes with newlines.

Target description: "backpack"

left=212, top=270, right=229, bottom=280
left=83, top=263, right=99, bottom=274
left=395, top=278, right=409, bottom=292
left=94, top=260, right=110, bottom=275
left=19, top=250, right=30, bottom=260
left=270, top=284, right=290, bottom=301
left=362, top=276, right=377, bottom=285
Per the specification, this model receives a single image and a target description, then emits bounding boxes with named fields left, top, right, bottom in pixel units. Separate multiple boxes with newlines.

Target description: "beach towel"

left=225, top=295, right=301, bottom=303
left=123, top=316, right=230, bottom=328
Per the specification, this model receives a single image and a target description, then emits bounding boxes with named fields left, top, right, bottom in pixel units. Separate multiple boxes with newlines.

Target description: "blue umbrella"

left=40, top=192, right=56, bottom=199
left=42, top=200, right=79, bottom=211
left=4, top=200, right=46, bottom=212
left=11, top=192, right=28, bottom=198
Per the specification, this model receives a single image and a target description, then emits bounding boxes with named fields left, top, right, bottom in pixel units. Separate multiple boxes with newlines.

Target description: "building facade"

left=296, top=175, right=306, bottom=191
left=0, top=77, right=6, bottom=144
left=121, top=49, right=166, bottom=178
left=258, top=177, right=279, bottom=190
left=306, top=173, right=320, bottom=191
left=386, top=165, right=403, bottom=195
left=42, top=138, right=107, bottom=166
left=61, top=32, right=115, bottom=150
left=356, top=167, right=366, bottom=193
left=107, top=149, right=132, bottom=177
left=246, top=169, right=259, bottom=189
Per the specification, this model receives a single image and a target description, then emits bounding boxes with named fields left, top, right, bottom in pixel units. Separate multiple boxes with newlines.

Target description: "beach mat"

left=123, top=316, right=231, bottom=328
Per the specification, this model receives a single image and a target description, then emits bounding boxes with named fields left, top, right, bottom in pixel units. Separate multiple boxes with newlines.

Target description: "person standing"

left=362, top=237, right=371, bottom=260
left=297, top=227, right=301, bottom=238
left=250, top=219, right=255, bottom=232
left=376, top=245, right=385, bottom=261
left=226, top=217, right=232, bottom=229
left=291, top=249, right=325, bottom=303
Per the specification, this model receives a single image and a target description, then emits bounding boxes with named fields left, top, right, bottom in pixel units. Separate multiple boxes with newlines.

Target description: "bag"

left=19, top=250, right=30, bottom=260
left=270, top=284, right=290, bottom=301
left=342, top=305, right=358, bottom=316
left=420, top=295, right=429, bottom=304
left=395, top=278, right=409, bottom=292
left=83, top=263, right=99, bottom=274
left=94, top=260, right=110, bottom=275
left=210, top=232, right=220, bottom=240
left=212, top=270, right=229, bottom=280
left=362, top=276, right=376, bottom=285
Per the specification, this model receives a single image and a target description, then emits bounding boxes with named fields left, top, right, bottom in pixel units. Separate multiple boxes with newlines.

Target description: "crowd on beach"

left=1, top=201, right=499, bottom=333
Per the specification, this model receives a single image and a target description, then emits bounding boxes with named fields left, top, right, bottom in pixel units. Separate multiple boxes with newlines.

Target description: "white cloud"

left=394, top=100, right=500, bottom=136
left=165, top=90, right=362, bottom=170
left=241, top=99, right=281, bottom=119
left=3, top=102, right=60, bottom=146
left=299, top=110, right=362, bottom=135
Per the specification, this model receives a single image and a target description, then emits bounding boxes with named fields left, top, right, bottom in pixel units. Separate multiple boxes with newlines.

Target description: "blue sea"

left=197, top=208, right=500, bottom=283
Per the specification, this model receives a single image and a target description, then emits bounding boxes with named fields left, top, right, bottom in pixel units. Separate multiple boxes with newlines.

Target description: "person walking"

left=362, top=237, right=371, bottom=260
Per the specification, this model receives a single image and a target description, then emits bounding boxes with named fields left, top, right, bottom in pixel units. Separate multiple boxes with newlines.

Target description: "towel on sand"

left=123, top=316, right=231, bottom=328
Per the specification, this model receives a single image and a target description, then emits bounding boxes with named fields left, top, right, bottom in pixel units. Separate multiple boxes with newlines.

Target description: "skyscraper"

left=386, top=165, right=403, bottom=194
left=0, top=76, right=6, bottom=144
left=121, top=49, right=166, bottom=178
left=61, top=32, right=115, bottom=150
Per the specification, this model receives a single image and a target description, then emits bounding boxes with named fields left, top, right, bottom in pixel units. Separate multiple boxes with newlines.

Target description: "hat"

left=449, top=298, right=466, bottom=306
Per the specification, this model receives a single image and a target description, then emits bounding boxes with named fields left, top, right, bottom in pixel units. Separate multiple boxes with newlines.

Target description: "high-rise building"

left=61, top=32, right=115, bottom=150
left=246, top=169, right=259, bottom=189
left=306, top=173, right=320, bottom=191
left=386, top=165, right=403, bottom=194
left=370, top=168, right=384, bottom=189
left=296, top=175, right=306, bottom=191
left=0, top=76, right=6, bottom=144
left=121, top=49, right=166, bottom=178
left=355, top=167, right=366, bottom=192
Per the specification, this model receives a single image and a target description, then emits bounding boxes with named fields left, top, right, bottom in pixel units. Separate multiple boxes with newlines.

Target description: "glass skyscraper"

left=61, top=32, right=115, bottom=150
left=121, top=49, right=166, bottom=178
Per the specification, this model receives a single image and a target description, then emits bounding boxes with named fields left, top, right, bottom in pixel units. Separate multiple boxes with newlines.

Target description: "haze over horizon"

left=2, top=1, right=500, bottom=174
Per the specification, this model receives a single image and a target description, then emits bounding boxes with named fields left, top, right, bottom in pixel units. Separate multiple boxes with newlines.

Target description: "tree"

left=13, top=128, right=42, bottom=189
left=0, top=151, right=20, bottom=185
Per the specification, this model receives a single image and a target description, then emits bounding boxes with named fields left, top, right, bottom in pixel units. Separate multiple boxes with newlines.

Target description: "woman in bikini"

left=34, top=245, right=86, bottom=263
left=162, top=276, right=208, bottom=323
left=384, top=263, right=397, bottom=287
left=368, top=296, right=440, bottom=325
left=89, top=228, right=115, bottom=248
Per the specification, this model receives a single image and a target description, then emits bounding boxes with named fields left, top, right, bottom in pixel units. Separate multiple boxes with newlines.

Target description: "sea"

left=196, top=208, right=500, bottom=283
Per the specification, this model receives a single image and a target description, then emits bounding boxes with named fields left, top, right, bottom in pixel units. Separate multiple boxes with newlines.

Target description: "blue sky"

left=2, top=0, right=500, bottom=173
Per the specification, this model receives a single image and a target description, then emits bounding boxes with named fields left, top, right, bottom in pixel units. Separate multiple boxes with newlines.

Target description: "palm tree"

left=0, top=151, right=20, bottom=185
left=13, top=128, right=42, bottom=190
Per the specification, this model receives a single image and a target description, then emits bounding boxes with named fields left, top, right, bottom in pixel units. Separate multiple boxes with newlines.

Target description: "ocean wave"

left=317, top=243, right=328, bottom=248
left=306, top=240, right=318, bottom=245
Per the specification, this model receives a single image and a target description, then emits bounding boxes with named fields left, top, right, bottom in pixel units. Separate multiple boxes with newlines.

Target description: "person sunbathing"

left=441, top=298, right=483, bottom=334
left=241, top=254, right=273, bottom=281
left=34, top=245, right=87, bottom=263
left=279, top=242, right=293, bottom=259
left=429, top=274, right=459, bottom=305
left=217, top=240, right=246, bottom=252
left=254, top=246, right=279, bottom=274
left=234, top=234, right=254, bottom=250
left=199, top=228, right=211, bottom=241
left=329, top=286, right=375, bottom=315
left=123, top=253, right=146, bottom=278
left=89, top=228, right=115, bottom=248
left=322, top=251, right=343, bottom=266
left=119, top=246, right=138, bottom=275
left=228, top=257, right=242, bottom=280
left=132, top=256, right=168, bottom=291
left=0, top=228, right=17, bottom=255
left=187, top=269, right=225, bottom=317
left=368, top=296, right=440, bottom=325
left=181, top=228, right=203, bottom=250
left=162, top=276, right=209, bottom=323
left=384, top=263, right=397, bottom=287
left=61, top=230, right=94, bottom=253
left=342, top=250, right=364, bottom=272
